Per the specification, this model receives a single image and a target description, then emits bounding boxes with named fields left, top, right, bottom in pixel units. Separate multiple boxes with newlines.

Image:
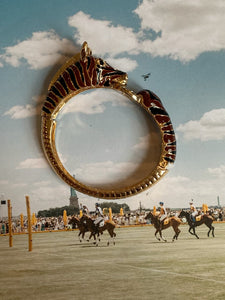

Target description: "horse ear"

left=80, top=41, right=92, bottom=62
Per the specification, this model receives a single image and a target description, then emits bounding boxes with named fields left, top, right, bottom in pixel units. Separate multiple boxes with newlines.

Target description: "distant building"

left=69, top=186, right=79, bottom=208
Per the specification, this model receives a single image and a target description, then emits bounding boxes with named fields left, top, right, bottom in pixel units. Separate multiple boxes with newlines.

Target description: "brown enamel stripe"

left=163, top=133, right=176, bottom=143
left=80, top=60, right=91, bottom=86
left=70, top=64, right=86, bottom=87
left=155, top=115, right=170, bottom=124
left=137, top=89, right=176, bottom=164
left=54, top=82, right=67, bottom=97
left=162, top=123, right=174, bottom=131
left=62, top=70, right=76, bottom=91
left=165, top=145, right=176, bottom=151
left=88, top=56, right=97, bottom=85
left=43, top=57, right=97, bottom=114
left=48, top=91, right=60, bottom=103
left=44, top=102, right=55, bottom=110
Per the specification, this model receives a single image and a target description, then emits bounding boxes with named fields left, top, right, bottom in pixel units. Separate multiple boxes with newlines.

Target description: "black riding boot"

left=190, top=216, right=195, bottom=225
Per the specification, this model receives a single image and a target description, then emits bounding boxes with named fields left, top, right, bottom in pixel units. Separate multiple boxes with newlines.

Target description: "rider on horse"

left=158, top=202, right=167, bottom=229
left=189, top=200, right=198, bottom=223
left=82, top=205, right=89, bottom=216
left=94, top=203, right=104, bottom=232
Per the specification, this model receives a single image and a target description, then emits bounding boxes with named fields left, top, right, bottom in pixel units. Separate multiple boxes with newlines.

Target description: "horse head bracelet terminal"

left=41, top=41, right=176, bottom=199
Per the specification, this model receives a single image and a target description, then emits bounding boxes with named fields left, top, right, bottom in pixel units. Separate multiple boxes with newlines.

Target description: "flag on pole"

left=109, top=208, right=112, bottom=222
left=31, top=213, right=37, bottom=226
left=63, top=210, right=68, bottom=226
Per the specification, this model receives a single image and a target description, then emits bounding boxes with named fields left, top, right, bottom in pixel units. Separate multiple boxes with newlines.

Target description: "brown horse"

left=178, top=210, right=214, bottom=239
left=68, top=216, right=94, bottom=242
left=80, top=215, right=116, bottom=246
left=145, top=211, right=182, bottom=242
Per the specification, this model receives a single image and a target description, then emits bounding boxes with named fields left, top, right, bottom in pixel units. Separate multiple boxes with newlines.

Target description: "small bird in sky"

left=141, top=72, right=151, bottom=81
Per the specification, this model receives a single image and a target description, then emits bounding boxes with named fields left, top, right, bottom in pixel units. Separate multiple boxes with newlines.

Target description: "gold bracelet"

left=41, top=42, right=176, bottom=199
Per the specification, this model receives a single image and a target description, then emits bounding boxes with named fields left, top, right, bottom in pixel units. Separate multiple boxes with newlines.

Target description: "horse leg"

left=155, top=229, right=161, bottom=241
left=97, top=232, right=101, bottom=243
left=113, top=232, right=116, bottom=245
left=78, top=231, right=82, bottom=242
left=172, top=225, right=177, bottom=242
left=156, top=229, right=167, bottom=242
left=160, top=230, right=167, bottom=242
left=80, top=231, right=86, bottom=242
left=92, top=233, right=99, bottom=246
left=207, top=223, right=215, bottom=238
left=207, top=226, right=211, bottom=237
left=191, top=226, right=199, bottom=239
left=172, top=227, right=180, bottom=242
left=108, top=230, right=116, bottom=246
left=106, top=228, right=112, bottom=246
left=188, top=226, right=195, bottom=236
left=212, top=225, right=215, bottom=237
left=88, top=232, right=94, bottom=242
left=107, top=230, right=111, bottom=246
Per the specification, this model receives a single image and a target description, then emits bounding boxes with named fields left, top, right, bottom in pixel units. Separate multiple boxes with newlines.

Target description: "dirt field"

left=1, top=224, right=225, bottom=300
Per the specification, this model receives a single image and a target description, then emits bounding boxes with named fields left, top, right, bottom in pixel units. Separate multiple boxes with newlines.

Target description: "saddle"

left=163, top=218, right=169, bottom=225
left=195, top=215, right=202, bottom=222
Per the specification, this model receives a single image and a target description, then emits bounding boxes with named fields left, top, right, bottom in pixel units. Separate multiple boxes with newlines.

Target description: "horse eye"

left=99, top=59, right=104, bottom=66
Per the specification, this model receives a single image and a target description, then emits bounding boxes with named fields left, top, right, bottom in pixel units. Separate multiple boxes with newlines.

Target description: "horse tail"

left=206, top=214, right=215, bottom=222
left=171, top=216, right=182, bottom=224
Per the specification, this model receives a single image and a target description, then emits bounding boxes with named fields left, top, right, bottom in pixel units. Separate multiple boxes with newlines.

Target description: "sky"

left=0, top=0, right=225, bottom=216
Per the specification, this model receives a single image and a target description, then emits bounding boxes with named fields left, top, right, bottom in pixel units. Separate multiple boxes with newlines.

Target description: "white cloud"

left=134, top=0, right=225, bottom=62
left=177, top=108, right=225, bottom=141
left=1, top=30, right=77, bottom=69
left=68, top=11, right=139, bottom=72
left=3, top=95, right=45, bottom=119
left=16, top=158, right=48, bottom=169
left=4, top=104, right=38, bottom=119
left=30, top=184, right=69, bottom=207
left=130, top=172, right=225, bottom=210
left=68, top=11, right=139, bottom=57
left=2, top=3, right=225, bottom=72
left=208, top=164, right=225, bottom=178
left=60, top=88, right=131, bottom=116
left=133, top=134, right=151, bottom=150
left=105, top=57, right=138, bottom=72
left=74, top=160, right=139, bottom=186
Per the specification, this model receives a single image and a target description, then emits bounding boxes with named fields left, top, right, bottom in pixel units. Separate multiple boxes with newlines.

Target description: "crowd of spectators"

left=0, top=207, right=224, bottom=235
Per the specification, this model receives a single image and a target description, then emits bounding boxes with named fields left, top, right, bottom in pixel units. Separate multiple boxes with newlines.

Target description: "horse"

left=145, top=211, right=181, bottom=242
left=80, top=215, right=116, bottom=246
left=68, top=216, right=93, bottom=242
left=178, top=210, right=214, bottom=239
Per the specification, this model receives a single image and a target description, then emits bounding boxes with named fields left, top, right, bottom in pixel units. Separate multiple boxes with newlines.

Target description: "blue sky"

left=1, top=0, right=225, bottom=215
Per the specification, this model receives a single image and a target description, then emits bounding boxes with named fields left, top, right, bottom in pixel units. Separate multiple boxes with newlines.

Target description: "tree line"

left=37, top=202, right=130, bottom=217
